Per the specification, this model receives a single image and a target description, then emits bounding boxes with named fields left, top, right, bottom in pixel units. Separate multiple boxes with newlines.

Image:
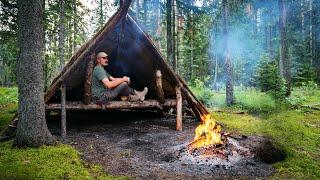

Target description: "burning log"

left=189, top=114, right=223, bottom=150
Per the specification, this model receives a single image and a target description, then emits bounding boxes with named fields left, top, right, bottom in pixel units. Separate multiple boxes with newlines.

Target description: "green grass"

left=191, top=86, right=277, bottom=112
left=213, top=88, right=320, bottom=179
left=0, top=87, right=122, bottom=179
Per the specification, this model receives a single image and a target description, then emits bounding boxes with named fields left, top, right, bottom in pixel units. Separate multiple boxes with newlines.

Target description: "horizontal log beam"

left=46, top=99, right=177, bottom=110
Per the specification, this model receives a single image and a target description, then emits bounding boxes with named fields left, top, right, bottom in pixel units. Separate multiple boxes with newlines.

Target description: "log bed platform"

left=46, top=99, right=177, bottom=110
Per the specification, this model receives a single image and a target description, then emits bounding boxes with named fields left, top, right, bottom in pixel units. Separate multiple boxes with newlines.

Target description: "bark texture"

left=279, top=0, right=291, bottom=96
left=223, top=0, right=234, bottom=105
left=15, top=0, right=54, bottom=147
left=59, top=0, right=66, bottom=71
left=166, top=0, right=173, bottom=66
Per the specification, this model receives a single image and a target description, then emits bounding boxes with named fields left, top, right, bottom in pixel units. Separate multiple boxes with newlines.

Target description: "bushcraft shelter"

left=1, top=0, right=209, bottom=139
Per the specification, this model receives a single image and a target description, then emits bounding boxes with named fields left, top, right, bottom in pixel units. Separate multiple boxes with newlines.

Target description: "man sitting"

left=91, top=52, right=148, bottom=102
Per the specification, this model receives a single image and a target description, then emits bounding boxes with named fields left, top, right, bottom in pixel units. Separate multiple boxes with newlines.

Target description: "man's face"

left=97, top=56, right=109, bottom=66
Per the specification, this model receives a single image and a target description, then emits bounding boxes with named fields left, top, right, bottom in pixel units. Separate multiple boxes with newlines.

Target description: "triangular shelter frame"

left=0, top=0, right=209, bottom=140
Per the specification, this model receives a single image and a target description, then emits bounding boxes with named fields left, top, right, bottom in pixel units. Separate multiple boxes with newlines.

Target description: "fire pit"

left=48, top=111, right=282, bottom=179
left=177, top=137, right=253, bottom=167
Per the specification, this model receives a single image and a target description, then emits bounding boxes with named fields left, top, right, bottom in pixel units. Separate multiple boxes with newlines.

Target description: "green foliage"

left=0, top=87, right=18, bottom=105
left=233, top=87, right=277, bottom=112
left=181, top=14, right=212, bottom=81
left=0, top=87, right=18, bottom=130
left=0, top=142, right=120, bottom=179
left=256, top=56, right=286, bottom=100
left=190, top=81, right=277, bottom=112
left=0, top=0, right=18, bottom=86
left=286, top=85, right=320, bottom=107
left=189, top=77, right=212, bottom=105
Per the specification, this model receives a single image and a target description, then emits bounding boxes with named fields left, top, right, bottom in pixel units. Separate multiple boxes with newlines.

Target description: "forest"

left=0, top=0, right=319, bottom=179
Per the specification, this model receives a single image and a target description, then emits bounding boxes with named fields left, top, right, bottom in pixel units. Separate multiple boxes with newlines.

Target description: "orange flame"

left=191, top=114, right=222, bottom=149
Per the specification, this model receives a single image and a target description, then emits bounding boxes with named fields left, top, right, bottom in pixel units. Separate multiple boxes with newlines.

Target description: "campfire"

left=174, top=114, right=253, bottom=167
left=189, top=114, right=224, bottom=150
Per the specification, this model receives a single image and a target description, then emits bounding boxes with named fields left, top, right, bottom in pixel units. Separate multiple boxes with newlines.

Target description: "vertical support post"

left=84, top=56, right=95, bottom=105
left=60, top=82, right=66, bottom=139
left=175, top=85, right=182, bottom=131
left=155, top=70, right=165, bottom=104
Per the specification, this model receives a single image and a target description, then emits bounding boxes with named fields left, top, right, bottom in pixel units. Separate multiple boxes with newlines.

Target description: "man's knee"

left=119, top=82, right=129, bottom=88
left=119, top=82, right=128, bottom=86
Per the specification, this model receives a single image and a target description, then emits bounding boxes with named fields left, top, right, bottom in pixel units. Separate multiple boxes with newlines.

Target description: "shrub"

left=256, top=55, right=286, bottom=100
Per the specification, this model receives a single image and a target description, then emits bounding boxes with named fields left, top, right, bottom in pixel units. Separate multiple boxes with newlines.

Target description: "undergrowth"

left=190, top=83, right=277, bottom=113
left=0, top=87, right=18, bottom=130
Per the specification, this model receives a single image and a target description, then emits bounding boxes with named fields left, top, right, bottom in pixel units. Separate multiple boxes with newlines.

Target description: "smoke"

left=209, top=1, right=282, bottom=87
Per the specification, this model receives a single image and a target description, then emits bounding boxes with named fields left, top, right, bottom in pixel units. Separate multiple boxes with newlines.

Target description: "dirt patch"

left=48, top=110, right=281, bottom=179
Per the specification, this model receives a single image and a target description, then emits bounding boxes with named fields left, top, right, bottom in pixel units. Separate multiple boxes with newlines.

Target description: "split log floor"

left=47, top=111, right=283, bottom=179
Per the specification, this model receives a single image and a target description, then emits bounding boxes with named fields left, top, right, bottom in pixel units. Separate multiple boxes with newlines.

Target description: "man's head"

left=96, top=52, right=109, bottom=66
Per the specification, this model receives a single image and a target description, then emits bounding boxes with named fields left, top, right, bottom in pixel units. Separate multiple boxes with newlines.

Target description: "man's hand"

left=123, top=76, right=130, bottom=84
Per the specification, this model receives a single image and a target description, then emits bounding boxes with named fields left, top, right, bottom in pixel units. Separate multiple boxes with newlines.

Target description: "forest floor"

left=0, top=87, right=319, bottom=179
left=47, top=110, right=275, bottom=179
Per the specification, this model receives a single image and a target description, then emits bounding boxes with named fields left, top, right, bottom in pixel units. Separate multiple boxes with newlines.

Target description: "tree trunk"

left=15, top=0, right=54, bottom=147
left=301, top=0, right=305, bottom=37
left=68, top=22, right=73, bottom=58
left=143, top=0, right=147, bottom=27
left=166, top=0, right=173, bottom=66
left=268, top=25, right=274, bottom=59
left=73, top=0, right=78, bottom=53
left=155, top=0, right=161, bottom=49
left=99, top=0, right=104, bottom=27
left=309, top=0, right=314, bottom=67
left=223, top=0, right=234, bottom=105
left=172, top=0, right=176, bottom=71
left=58, top=0, right=65, bottom=71
left=214, top=54, right=218, bottom=89
left=279, top=0, right=291, bottom=96
left=136, top=0, right=140, bottom=22
left=188, top=12, right=194, bottom=80
left=176, top=10, right=182, bottom=75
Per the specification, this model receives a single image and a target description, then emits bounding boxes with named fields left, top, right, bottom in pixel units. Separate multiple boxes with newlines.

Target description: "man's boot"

left=128, top=93, right=140, bottom=101
left=134, top=87, right=148, bottom=101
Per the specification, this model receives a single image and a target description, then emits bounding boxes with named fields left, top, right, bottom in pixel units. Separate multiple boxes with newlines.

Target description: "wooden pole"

left=155, top=70, right=165, bottom=104
left=60, top=83, right=66, bottom=139
left=84, top=56, right=95, bottom=104
left=176, top=86, right=182, bottom=131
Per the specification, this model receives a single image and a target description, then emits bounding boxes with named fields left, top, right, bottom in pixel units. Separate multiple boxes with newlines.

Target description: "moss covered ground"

left=0, top=87, right=122, bottom=179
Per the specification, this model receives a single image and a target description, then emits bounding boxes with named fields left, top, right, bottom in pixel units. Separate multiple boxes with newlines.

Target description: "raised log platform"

left=46, top=99, right=177, bottom=110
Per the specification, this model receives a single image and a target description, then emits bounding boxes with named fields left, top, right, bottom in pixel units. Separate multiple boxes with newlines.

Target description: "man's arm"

left=101, top=76, right=129, bottom=89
